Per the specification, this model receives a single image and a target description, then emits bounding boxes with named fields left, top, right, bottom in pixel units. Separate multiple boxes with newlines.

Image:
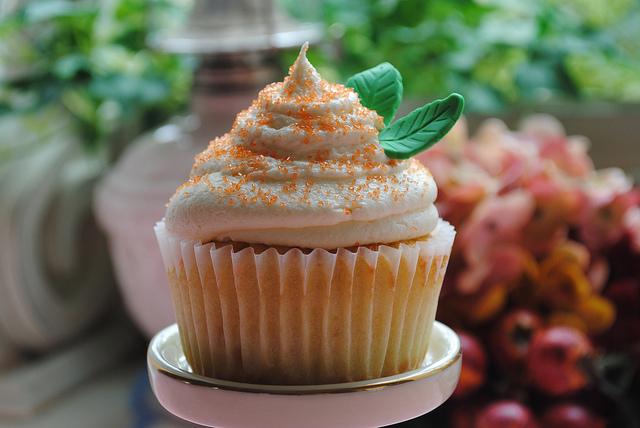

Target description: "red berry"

left=541, top=403, right=607, bottom=428
left=489, top=309, right=544, bottom=375
left=453, top=330, right=488, bottom=398
left=475, top=400, right=540, bottom=428
left=525, top=326, right=594, bottom=396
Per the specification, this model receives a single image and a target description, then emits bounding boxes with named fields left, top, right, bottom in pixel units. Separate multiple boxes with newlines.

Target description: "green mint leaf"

left=380, top=93, right=465, bottom=159
left=345, top=62, right=403, bottom=126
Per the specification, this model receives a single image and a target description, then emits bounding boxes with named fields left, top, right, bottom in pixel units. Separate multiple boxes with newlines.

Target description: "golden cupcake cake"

left=155, top=43, right=462, bottom=385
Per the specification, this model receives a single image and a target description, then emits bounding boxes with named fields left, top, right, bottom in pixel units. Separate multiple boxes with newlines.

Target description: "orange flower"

left=536, top=244, right=592, bottom=311
left=534, top=241, right=616, bottom=335
left=575, top=295, right=616, bottom=335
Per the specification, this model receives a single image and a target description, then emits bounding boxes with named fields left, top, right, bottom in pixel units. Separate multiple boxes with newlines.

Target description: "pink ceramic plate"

left=148, top=322, right=461, bottom=428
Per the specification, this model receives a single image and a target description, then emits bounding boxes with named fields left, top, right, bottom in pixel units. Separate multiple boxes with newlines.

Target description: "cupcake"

left=155, top=43, right=462, bottom=385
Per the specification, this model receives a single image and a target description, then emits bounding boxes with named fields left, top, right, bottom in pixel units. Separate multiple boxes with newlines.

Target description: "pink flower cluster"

left=418, top=114, right=640, bottom=427
left=417, top=115, right=640, bottom=301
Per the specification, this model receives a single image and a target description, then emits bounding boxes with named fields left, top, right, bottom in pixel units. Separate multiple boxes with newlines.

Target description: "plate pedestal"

left=147, top=321, right=461, bottom=428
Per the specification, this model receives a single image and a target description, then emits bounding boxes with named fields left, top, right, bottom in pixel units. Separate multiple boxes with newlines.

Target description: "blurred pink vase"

left=94, top=121, right=197, bottom=338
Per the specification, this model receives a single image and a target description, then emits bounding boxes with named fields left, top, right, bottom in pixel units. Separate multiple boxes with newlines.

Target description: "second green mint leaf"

left=380, top=93, right=465, bottom=159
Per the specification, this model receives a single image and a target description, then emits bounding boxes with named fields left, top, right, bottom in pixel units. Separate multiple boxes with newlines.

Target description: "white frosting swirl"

left=164, top=44, right=439, bottom=249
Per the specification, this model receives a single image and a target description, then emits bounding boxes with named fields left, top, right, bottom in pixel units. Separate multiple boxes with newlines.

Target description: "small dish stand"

left=147, top=321, right=461, bottom=428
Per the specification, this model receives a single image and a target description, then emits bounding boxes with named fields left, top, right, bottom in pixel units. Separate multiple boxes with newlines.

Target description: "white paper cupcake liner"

left=155, top=219, right=455, bottom=385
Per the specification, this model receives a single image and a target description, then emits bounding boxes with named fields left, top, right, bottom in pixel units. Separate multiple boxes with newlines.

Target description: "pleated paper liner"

left=155, top=219, right=455, bottom=385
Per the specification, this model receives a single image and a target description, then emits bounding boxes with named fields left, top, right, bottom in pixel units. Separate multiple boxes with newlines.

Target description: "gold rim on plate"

left=148, top=321, right=461, bottom=395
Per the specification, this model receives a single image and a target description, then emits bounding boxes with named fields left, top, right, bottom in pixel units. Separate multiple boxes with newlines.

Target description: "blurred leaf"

left=565, top=52, right=640, bottom=102
left=477, top=13, right=539, bottom=47
left=547, top=0, right=636, bottom=28
left=61, top=88, right=96, bottom=124
left=53, top=54, right=91, bottom=79
left=89, top=74, right=170, bottom=107
left=24, top=0, right=95, bottom=22
left=514, top=61, right=562, bottom=102
left=378, top=0, right=428, bottom=27
left=89, top=44, right=140, bottom=75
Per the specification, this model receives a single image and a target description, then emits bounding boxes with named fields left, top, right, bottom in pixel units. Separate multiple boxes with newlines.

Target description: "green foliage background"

left=281, top=0, right=640, bottom=112
left=3, top=0, right=639, bottom=157
left=0, top=0, right=195, bottom=155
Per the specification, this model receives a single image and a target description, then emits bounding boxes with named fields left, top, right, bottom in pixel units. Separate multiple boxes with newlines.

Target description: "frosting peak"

left=229, top=43, right=384, bottom=161
left=164, top=45, right=440, bottom=249
left=282, top=43, right=323, bottom=97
